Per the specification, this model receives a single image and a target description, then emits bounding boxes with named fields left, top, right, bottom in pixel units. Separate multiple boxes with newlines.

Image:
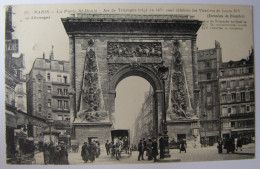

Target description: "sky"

left=9, top=3, right=254, bottom=129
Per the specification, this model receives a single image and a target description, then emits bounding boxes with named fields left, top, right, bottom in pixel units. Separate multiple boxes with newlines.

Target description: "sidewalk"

left=233, top=143, right=255, bottom=155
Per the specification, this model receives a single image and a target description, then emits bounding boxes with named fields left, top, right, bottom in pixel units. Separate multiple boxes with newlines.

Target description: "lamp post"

left=202, top=113, right=207, bottom=147
left=158, top=65, right=170, bottom=158
left=46, top=113, right=54, bottom=143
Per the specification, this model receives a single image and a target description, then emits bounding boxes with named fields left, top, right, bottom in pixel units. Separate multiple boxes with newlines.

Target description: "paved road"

left=34, top=146, right=254, bottom=165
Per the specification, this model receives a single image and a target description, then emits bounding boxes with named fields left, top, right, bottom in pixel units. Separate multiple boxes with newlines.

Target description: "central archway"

left=108, top=64, right=164, bottom=139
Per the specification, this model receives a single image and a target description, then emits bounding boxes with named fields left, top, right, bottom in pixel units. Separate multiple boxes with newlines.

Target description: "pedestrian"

left=179, top=139, right=187, bottom=153
left=146, top=138, right=153, bottom=160
left=81, top=142, right=90, bottom=163
left=60, top=142, right=69, bottom=165
left=43, top=144, right=50, bottom=165
left=105, top=140, right=111, bottom=155
left=159, top=134, right=164, bottom=159
left=217, top=140, right=223, bottom=154
left=137, top=140, right=144, bottom=161
left=48, top=142, right=55, bottom=164
left=236, top=136, right=243, bottom=151
left=53, top=146, right=61, bottom=165
left=152, top=137, right=158, bottom=162
left=142, top=138, right=147, bottom=160
left=89, top=142, right=96, bottom=162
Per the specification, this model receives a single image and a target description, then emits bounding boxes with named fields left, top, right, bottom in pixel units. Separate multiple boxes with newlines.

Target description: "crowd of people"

left=217, top=136, right=244, bottom=154
left=136, top=134, right=168, bottom=162
left=104, top=136, right=130, bottom=160
left=81, top=140, right=101, bottom=163
left=43, top=141, right=69, bottom=165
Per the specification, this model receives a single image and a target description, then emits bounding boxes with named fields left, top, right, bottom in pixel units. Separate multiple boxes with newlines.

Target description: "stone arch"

left=110, top=65, right=163, bottom=92
left=108, top=64, right=164, bottom=138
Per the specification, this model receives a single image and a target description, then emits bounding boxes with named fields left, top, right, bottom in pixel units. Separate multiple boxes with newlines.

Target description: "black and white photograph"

left=1, top=1, right=258, bottom=168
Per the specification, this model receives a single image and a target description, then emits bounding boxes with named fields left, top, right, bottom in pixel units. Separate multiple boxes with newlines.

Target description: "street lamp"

left=158, top=65, right=171, bottom=158
left=46, top=113, right=54, bottom=143
left=202, top=113, right=207, bottom=147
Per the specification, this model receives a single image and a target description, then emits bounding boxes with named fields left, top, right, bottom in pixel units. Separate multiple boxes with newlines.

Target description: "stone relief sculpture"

left=169, top=42, right=191, bottom=119
left=107, top=42, right=162, bottom=58
left=78, top=43, right=104, bottom=122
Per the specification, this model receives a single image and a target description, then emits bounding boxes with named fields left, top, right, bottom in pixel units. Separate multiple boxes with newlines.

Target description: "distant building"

left=26, top=50, right=70, bottom=141
left=197, top=41, right=222, bottom=146
left=133, top=87, right=154, bottom=146
left=219, top=49, right=254, bottom=141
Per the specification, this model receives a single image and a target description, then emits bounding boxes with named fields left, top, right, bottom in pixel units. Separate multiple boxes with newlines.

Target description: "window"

left=250, top=105, right=255, bottom=112
left=64, top=89, right=68, bottom=95
left=249, top=67, right=254, bottom=73
left=59, top=64, right=64, bottom=71
left=38, top=90, right=41, bottom=99
left=230, top=69, right=235, bottom=75
left=58, top=88, right=62, bottom=95
left=38, top=105, right=42, bottom=112
left=240, top=105, right=245, bottom=113
left=63, top=76, right=67, bottom=84
left=58, top=100, right=62, bottom=109
left=250, top=91, right=254, bottom=101
left=239, top=79, right=245, bottom=87
left=231, top=106, right=236, bottom=114
left=231, top=122, right=235, bottom=127
left=64, top=100, right=69, bottom=109
left=48, top=99, right=52, bottom=107
left=206, top=61, right=210, bottom=68
left=206, top=84, right=211, bottom=92
left=221, top=94, right=227, bottom=103
left=207, top=96, right=212, bottom=105
left=230, top=80, right=236, bottom=88
left=241, top=92, right=245, bottom=101
left=48, top=86, right=51, bottom=93
left=221, top=81, right=226, bottom=89
left=220, top=71, right=225, bottom=77
left=246, top=106, right=250, bottom=112
left=47, top=73, right=51, bottom=81
left=228, top=108, right=231, bottom=114
left=207, top=73, right=211, bottom=80
left=232, top=93, right=238, bottom=102
left=57, top=75, right=62, bottom=83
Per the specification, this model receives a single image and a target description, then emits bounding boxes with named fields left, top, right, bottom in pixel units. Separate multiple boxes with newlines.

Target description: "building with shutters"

left=26, top=50, right=71, bottom=141
left=197, top=41, right=222, bottom=147
left=219, top=49, right=254, bottom=142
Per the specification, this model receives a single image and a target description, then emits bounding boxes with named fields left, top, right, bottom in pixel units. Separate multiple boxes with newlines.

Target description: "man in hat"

left=159, top=134, right=164, bottom=159
left=137, top=140, right=144, bottom=161
left=152, top=137, right=158, bottom=162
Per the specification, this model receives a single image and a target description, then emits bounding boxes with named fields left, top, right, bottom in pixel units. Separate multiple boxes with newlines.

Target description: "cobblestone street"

left=34, top=144, right=254, bottom=165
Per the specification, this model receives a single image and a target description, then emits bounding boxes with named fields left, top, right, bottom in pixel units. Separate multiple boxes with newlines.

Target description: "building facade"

left=26, top=52, right=70, bottom=141
left=197, top=41, right=222, bottom=146
left=219, top=50, right=254, bottom=142
left=132, top=87, right=154, bottom=146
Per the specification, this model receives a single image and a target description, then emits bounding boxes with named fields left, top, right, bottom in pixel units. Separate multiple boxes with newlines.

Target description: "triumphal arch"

left=62, top=14, right=202, bottom=146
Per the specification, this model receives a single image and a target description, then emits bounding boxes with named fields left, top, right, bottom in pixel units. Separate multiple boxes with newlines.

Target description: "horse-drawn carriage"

left=110, top=129, right=131, bottom=160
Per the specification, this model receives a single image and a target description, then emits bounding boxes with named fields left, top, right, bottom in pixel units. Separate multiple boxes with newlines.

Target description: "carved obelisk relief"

left=77, top=39, right=108, bottom=122
left=167, top=41, right=196, bottom=120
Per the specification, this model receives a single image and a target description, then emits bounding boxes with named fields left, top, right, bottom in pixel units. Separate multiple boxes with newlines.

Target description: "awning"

left=6, top=110, right=17, bottom=128
left=231, top=128, right=255, bottom=132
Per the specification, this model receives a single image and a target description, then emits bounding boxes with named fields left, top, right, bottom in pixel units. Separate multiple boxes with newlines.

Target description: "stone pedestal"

left=73, top=122, right=112, bottom=145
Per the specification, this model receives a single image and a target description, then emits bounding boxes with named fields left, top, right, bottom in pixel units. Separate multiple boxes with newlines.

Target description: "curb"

left=233, top=152, right=255, bottom=156
left=156, top=158, right=181, bottom=163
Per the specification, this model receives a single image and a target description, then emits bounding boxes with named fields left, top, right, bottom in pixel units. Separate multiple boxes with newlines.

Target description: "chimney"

left=50, top=45, right=54, bottom=60
left=43, top=52, right=45, bottom=59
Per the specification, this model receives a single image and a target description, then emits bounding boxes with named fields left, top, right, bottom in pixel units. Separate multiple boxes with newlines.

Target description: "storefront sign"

left=5, top=39, right=19, bottom=53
